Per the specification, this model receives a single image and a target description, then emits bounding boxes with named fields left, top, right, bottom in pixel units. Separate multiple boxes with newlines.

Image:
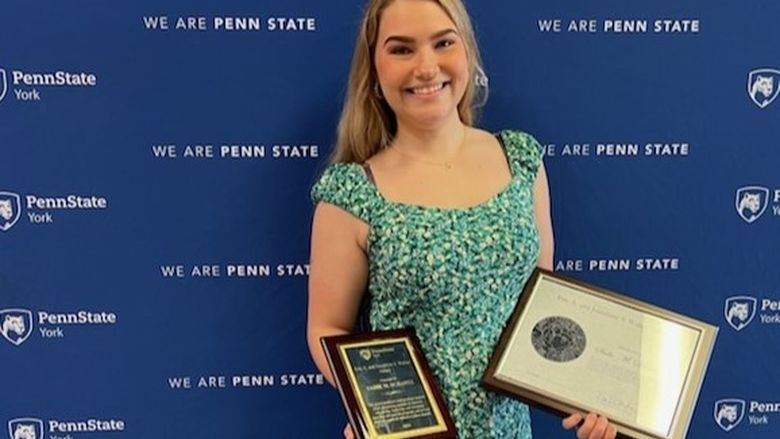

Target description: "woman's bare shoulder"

left=468, top=126, right=499, bottom=141
left=364, top=144, right=401, bottom=173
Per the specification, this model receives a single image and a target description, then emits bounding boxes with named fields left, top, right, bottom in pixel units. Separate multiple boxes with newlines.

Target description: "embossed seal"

left=531, top=316, right=586, bottom=362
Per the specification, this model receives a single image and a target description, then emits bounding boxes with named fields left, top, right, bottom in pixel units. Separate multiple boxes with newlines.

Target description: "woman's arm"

left=533, top=163, right=555, bottom=270
left=307, top=202, right=370, bottom=386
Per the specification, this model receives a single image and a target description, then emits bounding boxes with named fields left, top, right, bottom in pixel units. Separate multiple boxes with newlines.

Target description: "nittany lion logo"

left=714, top=399, right=746, bottom=432
left=0, top=309, right=33, bottom=346
left=724, top=296, right=757, bottom=331
left=735, top=186, right=769, bottom=224
left=748, top=68, right=780, bottom=109
left=0, top=69, right=7, bottom=103
left=7, top=418, right=44, bottom=439
left=0, top=192, right=22, bottom=232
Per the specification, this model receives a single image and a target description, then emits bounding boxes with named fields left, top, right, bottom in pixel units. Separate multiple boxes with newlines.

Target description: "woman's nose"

left=414, top=49, right=440, bottom=80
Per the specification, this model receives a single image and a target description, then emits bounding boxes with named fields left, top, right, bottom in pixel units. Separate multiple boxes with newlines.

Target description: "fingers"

left=343, top=423, right=354, bottom=439
left=587, top=414, right=609, bottom=439
left=606, top=423, right=618, bottom=439
left=562, top=412, right=584, bottom=430
left=577, top=412, right=598, bottom=439
left=567, top=412, right=615, bottom=439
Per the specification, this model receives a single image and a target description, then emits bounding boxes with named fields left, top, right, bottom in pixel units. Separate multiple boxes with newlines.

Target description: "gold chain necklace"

left=389, top=129, right=466, bottom=171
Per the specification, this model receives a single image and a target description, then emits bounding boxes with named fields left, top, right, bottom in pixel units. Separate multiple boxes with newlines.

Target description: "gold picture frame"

left=482, top=269, right=718, bottom=439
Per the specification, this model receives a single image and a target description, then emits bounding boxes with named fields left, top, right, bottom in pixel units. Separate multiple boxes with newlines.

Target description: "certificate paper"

left=483, top=269, right=717, bottom=439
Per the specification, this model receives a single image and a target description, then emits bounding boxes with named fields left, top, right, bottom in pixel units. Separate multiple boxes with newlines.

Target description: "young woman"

left=307, top=1, right=617, bottom=438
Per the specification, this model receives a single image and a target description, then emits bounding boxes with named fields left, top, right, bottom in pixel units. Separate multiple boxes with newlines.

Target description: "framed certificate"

left=482, top=269, right=718, bottom=439
left=321, top=328, right=456, bottom=439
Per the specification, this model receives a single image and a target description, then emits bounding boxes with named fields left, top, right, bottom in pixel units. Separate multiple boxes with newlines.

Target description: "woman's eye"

left=389, top=46, right=412, bottom=55
left=436, top=39, right=455, bottom=49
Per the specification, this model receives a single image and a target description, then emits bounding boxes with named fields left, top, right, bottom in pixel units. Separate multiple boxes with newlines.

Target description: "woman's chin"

left=396, top=106, right=460, bottom=128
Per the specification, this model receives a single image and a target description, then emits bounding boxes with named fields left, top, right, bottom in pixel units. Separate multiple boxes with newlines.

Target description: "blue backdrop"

left=1, top=0, right=778, bottom=437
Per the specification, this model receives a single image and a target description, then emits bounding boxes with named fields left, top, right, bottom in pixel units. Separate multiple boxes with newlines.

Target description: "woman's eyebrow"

left=383, top=28, right=458, bottom=47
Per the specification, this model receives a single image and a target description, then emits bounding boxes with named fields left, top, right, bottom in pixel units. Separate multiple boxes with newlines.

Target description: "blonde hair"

left=331, top=0, right=488, bottom=164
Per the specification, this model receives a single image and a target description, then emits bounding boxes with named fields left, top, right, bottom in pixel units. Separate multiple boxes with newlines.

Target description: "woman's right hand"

left=343, top=423, right=354, bottom=439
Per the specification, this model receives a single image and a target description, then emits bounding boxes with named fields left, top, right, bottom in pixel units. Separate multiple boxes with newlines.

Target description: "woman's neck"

left=392, top=113, right=467, bottom=159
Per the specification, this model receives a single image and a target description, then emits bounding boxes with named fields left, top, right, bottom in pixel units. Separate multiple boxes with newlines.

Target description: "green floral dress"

left=312, top=130, right=543, bottom=438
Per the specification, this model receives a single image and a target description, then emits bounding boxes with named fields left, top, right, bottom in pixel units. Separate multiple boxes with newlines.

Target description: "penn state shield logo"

left=359, top=349, right=372, bottom=361
left=724, top=296, right=757, bottom=331
left=7, top=417, right=44, bottom=439
left=714, top=399, right=745, bottom=432
left=0, top=309, right=34, bottom=346
left=0, top=68, right=7, bottom=103
left=748, top=68, right=780, bottom=109
left=735, top=186, right=769, bottom=224
left=0, top=192, right=22, bottom=232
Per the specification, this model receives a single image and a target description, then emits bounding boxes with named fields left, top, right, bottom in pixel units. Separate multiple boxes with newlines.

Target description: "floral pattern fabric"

left=312, top=130, right=543, bottom=438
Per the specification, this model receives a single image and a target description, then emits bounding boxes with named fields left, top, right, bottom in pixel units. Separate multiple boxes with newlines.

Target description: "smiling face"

left=374, top=0, right=469, bottom=129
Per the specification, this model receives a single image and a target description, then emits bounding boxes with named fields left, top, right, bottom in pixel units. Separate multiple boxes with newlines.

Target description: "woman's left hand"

left=562, top=412, right=618, bottom=439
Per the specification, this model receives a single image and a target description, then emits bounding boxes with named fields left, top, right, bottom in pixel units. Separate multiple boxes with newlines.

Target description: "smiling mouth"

left=406, top=81, right=450, bottom=96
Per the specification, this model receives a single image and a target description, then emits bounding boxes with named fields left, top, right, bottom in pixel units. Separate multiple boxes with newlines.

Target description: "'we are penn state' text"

left=142, top=15, right=316, bottom=32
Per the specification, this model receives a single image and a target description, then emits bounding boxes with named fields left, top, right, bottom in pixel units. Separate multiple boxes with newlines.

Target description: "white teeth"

left=411, top=83, right=445, bottom=95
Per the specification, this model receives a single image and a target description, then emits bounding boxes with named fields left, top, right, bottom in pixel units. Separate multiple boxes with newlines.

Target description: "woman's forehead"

left=378, top=0, right=456, bottom=39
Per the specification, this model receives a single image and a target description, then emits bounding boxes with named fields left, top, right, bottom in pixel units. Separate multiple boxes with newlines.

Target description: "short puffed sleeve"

left=311, top=163, right=375, bottom=224
left=498, top=130, right=545, bottom=184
